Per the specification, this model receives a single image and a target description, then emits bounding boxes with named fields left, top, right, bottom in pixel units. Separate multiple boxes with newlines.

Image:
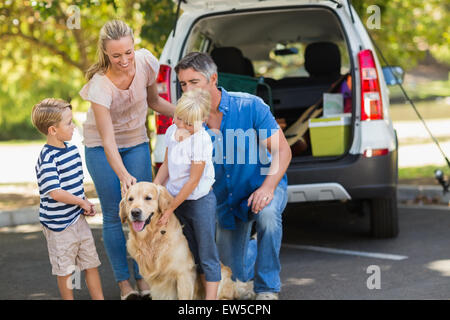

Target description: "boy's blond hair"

left=174, top=88, right=211, bottom=127
left=31, top=98, right=72, bottom=135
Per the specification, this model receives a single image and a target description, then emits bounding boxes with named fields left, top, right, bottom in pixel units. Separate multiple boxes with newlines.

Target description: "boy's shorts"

left=42, top=214, right=101, bottom=277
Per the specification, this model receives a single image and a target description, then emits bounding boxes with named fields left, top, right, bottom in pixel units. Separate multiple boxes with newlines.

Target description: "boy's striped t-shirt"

left=35, top=143, right=85, bottom=232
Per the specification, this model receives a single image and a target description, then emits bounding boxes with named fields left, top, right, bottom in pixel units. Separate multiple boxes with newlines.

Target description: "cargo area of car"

left=183, top=6, right=355, bottom=162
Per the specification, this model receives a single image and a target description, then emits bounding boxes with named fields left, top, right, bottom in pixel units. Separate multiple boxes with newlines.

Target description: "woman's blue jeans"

left=216, top=185, right=288, bottom=293
left=85, top=142, right=152, bottom=283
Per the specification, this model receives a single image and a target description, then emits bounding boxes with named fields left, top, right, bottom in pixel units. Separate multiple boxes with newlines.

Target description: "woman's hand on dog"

left=120, top=172, right=137, bottom=195
left=158, top=209, right=173, bottom=226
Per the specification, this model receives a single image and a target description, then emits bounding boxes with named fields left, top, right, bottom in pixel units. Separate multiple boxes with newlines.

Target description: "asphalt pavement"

left=280, top=202, right=450, bottom=299
left=1, top=203, right=450, bottom=300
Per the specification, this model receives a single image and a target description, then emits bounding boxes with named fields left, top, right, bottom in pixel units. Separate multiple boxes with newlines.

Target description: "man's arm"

left=247, top=128, right=292, bottom=213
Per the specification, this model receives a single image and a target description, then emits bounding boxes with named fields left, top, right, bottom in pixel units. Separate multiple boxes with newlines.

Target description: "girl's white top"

left=165, top=124, right=215, bottom=200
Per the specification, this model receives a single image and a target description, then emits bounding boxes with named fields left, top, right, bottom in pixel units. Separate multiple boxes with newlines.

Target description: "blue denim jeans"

left=216, top=185, right=288, bottom=293
left=174, top=190, right=221, bottom=282
left=85, top=142, right=152, bottom=282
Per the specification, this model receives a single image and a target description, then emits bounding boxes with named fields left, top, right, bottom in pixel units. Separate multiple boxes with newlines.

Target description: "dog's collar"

left=143, top=212, right=154, bottom=230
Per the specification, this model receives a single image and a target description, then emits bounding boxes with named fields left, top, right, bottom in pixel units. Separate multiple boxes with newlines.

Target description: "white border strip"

left=282, top=243, right=408, bottom=261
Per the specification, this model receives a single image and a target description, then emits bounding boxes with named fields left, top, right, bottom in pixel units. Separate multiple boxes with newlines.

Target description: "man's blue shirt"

left=206, top=88, right=288, bottom=230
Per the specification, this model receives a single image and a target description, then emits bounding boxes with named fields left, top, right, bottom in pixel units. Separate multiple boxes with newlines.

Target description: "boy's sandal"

left=120, top=289, right=140, bottom=300
left=139, top=289, right=152, bottom=300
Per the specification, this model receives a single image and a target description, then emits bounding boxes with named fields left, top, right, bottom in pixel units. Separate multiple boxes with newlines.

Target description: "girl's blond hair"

left=31, top=98, right=72, bottom=135
left=175, top=88, right=211, bottom=128
left=85, top=20, right=134, bottom=80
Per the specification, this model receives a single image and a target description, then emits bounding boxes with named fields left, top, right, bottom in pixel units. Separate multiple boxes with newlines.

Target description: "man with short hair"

left=174, top=52, right=292, bottom=300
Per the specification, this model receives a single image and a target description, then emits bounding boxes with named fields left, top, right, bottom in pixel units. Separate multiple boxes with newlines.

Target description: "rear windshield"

left=184, top=7, right=351, bottom=79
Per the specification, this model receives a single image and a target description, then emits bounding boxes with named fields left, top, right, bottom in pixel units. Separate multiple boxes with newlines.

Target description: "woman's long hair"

left=85, top=20, right=134, bottom=80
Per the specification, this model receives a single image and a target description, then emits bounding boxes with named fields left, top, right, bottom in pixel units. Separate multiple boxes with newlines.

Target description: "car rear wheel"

left=369, top=195, right=399, bottom=238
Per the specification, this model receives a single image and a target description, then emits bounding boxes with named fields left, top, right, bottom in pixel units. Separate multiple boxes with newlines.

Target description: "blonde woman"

left=153, top=88, right=220, bottom=300
left=79, top=20, right=175, bottom=300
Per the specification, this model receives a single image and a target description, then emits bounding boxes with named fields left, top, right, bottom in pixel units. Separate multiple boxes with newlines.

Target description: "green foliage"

left=140, top=0, right=177, bottom=56
left=353, top=0, right=450, bottom=68
left=0, top=68, right=82, bottom=140
left=0, top=0, right=176, bottom=140
left=0, top=0, right=448, bottom=140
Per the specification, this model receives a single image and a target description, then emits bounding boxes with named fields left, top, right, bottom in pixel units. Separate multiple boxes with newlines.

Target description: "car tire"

left=369, top=195, right=399, bottom=238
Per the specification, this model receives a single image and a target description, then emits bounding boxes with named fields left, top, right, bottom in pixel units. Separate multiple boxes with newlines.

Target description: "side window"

left=186, top=27, right=211, bottom=53
left=338, top=42, right=351, bottom=75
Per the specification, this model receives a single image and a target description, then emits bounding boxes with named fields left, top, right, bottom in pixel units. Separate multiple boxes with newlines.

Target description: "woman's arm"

left=147, top=83, right=175, bottom=117
left=91, top=102, right=136, bottom=193
left=153, top=147, right=169, bottom=186
left=158, top=161, right=205, bottom=226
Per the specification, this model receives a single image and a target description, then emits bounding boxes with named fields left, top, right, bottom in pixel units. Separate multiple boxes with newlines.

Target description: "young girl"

left=153, top=88, right=220, bottom=300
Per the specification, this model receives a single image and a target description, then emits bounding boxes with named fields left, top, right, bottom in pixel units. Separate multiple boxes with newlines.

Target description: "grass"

left=0, top=182, right=97, bottom=211
left=0, top=139, right=45, bottom=146
left=398, top=165, right=449, bottom=185
left=390, top=99, right=450, bottom=122
left=389, top=79, right=450, bottom=101
left=388, top=78, right=450, bottom=122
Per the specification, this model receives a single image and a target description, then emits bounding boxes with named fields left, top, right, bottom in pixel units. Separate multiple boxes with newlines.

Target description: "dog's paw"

left=235, top=280, right=255, bottom=300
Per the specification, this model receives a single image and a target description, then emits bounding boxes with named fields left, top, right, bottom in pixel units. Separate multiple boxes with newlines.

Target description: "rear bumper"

left=286, top=149, right=398, bottom=203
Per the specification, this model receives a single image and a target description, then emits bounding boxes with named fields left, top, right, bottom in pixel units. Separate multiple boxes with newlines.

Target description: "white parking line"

left=398, top=204, right=450, bottom=211
left=282, top=243, right=408, bottom=261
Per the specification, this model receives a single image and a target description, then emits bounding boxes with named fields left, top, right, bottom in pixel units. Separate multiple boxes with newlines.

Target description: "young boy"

left=31, top=98, right=104, bottom=300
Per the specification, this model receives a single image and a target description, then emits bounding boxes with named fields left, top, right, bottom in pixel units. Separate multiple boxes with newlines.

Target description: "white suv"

left=153, top=0, right=400, bottom=238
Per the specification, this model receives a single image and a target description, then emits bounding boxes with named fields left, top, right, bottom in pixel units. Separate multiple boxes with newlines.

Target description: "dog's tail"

left=234, top=280, right=255, bottom=300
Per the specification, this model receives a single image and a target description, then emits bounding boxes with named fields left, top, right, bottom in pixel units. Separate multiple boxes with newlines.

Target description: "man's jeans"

left=216, top=185, right=288, bottom=293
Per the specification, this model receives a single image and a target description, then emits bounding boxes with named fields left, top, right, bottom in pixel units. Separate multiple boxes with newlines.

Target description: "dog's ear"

left=156, top=184, right=172, bottom=213
left=119, top=191, right=129, bottom=224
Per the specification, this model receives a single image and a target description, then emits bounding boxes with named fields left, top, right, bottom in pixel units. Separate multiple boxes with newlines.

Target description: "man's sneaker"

left=255, top=292, right=279, bottom=300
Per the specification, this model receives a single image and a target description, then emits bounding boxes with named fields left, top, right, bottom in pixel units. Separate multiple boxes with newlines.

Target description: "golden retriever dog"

left=119, top=182, right=254, bottom=300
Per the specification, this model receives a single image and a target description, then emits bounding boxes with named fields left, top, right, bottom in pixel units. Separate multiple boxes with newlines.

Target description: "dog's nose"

left=131, top=208, right=142, bottom=219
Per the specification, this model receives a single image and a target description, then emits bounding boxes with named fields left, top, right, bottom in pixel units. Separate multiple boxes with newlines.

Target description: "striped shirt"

left=35, top=143, right=85, bottom=232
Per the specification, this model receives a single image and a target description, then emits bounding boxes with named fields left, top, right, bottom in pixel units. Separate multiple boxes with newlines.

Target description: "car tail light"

left=154, top=65, right=173, bottom=168
left=364, top=148, right=389, bottom=158
left=155, top=64, right=173, bottom=135
left=358, top=49, right=383, bottom=121
left=156, top=64, right=172, bottom=102
left=155, top=114, right=172, bottom=135
left=154, top=162, right=163, bottom=169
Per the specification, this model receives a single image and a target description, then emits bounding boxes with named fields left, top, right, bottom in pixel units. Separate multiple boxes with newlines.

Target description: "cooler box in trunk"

left=309, top=115, right=351, bottom=156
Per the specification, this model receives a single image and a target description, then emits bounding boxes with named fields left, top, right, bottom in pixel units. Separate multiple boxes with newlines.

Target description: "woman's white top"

left=165, top=124, right=215, bottom=200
